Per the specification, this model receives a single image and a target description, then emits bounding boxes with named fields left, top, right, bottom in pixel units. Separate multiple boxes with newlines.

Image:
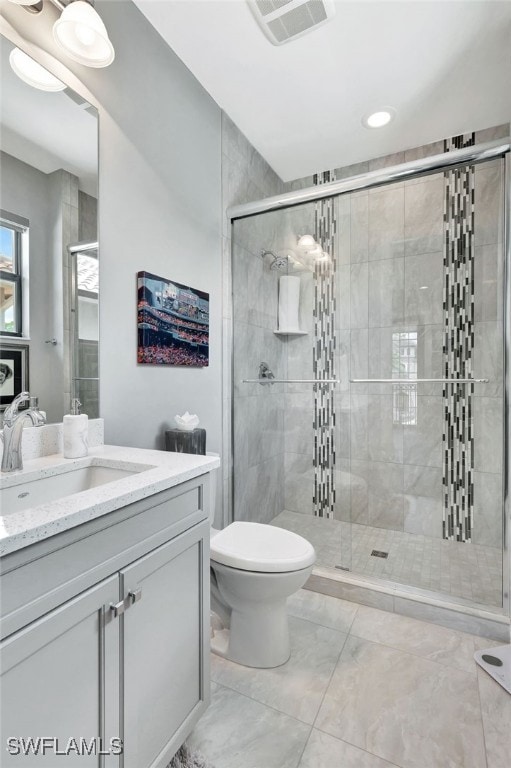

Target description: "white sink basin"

left=2, top=462, right=150, bottom=514
left=0, top=445, right=220, bottom=556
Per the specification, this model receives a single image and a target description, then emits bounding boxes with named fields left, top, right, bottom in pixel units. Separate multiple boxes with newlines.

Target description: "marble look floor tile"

left=472, top=636, right=502, bottom=651
left=350, top=605, right=478, bottom=675
left=287, top=589, right=359, bottom=634
left=316, top=635, right=487, bottom=768
left=477, top=668, right=511, bottom=768
left=211, top=617, right=347, bottom=724
left=188, top=683, right=310, bottom=768
left=298, top=729, right=399, bottom=768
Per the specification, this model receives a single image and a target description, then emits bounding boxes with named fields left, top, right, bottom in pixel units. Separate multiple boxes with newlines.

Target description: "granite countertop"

left=0, top=445, right=220, bottom=556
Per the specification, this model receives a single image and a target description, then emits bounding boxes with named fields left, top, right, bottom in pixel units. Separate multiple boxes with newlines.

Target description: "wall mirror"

left=0, top=35, right=99, bottom=423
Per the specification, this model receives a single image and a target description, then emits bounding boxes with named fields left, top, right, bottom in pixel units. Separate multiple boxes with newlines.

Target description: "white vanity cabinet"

left=0, top=474, right=211, bottom=768
left=122, top=525, right=206, bottom=768
left=1, top=576, right=121, bottom=766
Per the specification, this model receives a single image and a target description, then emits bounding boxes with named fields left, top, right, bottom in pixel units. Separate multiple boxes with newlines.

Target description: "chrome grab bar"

left=349, top=378, right=489, bottom=384
left=242, top=378, right=340, bottom=384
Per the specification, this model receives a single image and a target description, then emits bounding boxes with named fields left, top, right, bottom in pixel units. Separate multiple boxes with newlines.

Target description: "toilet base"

left=210, top=561, right=313, bottom=668
left=211, top=604, right=291, bottom=668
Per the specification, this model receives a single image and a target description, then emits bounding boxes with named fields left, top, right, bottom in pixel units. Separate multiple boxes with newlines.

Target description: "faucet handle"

left=3, top=391, right=30, bottom=427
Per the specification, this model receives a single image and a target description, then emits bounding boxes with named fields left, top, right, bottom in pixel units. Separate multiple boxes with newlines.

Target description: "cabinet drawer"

left=1, top=477, right=208, bottom=639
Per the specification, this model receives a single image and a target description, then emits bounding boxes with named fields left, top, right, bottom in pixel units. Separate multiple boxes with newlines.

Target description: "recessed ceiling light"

left=362, top=107, right=396, bottom=129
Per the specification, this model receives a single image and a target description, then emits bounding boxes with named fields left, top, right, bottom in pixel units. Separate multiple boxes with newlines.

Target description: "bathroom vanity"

left=0, top=445, right=219, bottom=768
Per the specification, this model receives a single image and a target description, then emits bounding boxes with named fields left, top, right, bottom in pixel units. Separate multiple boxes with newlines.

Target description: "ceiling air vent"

left=248, top=0, right=336, bottom=46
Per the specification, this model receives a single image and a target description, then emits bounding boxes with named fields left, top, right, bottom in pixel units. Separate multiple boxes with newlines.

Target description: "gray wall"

left=2, top=1, right=223, bottom=465
left=78, top=191, right=97, bottom=243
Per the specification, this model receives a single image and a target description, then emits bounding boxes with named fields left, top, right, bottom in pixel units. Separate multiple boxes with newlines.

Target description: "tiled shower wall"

left=221, top=113, right=287, bottom=527
left=227, top=120, right=507, bottom=556
left=283, top=124, right=507, bottom=551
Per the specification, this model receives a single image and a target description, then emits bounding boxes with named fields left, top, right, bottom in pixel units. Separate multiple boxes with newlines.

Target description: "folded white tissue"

left=174, top=411, right=200, bottom=431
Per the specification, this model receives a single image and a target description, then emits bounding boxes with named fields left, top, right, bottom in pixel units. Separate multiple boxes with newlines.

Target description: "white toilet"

left=208, top=467, right=316, bottom=668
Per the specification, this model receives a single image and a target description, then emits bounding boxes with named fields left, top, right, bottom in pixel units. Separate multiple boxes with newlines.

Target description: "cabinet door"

left=121, top=521, right=209, bottom=768
left=1, top=576, right=120, bottom=767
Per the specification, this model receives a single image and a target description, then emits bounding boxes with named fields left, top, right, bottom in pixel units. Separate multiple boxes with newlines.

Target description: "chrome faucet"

left=1, top=392, right=46, bottom=472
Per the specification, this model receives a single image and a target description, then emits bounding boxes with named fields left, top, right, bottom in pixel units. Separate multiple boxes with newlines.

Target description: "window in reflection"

left=392, top=331, right=417, bottom=425
left=0, top=221, right=24, bottom=336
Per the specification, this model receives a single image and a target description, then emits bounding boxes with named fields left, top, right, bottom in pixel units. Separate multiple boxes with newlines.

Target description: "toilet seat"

left=210, top=521, right=316, bottom=573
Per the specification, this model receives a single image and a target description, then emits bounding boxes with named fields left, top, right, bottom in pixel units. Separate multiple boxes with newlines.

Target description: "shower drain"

left=371, top=550, right=389, bottom=558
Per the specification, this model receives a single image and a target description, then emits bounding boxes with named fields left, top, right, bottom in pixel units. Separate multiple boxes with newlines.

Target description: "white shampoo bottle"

left=63, top=398, right=89, bottom=458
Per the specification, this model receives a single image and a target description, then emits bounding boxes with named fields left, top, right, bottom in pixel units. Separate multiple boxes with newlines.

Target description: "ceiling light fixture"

left=362, top=107, right=396, bottom=129
left=9, top=47, right=66, bottom=91
left=53, top=1, right=115, bottom=68
left=7, top=0, right=115, bottom=68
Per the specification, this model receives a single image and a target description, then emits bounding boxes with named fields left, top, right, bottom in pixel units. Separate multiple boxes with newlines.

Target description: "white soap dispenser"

left=63, top=398, right=88, bottom=459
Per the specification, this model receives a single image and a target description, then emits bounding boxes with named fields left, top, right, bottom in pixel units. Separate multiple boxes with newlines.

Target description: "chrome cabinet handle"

left=128, top=589, right=142, bottom=605
left=110, top=589, right=142, bottom=618
left=110, top=599, right=126, bottom=618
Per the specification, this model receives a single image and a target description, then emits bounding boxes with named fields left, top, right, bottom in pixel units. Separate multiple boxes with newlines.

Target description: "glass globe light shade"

left=9, top=47, right=66, bottom=92
left=53, top=1, right=115, bottom=68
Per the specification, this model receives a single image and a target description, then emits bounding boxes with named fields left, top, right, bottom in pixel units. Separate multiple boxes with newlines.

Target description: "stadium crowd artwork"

left=137, top=271, right=209, bottom=367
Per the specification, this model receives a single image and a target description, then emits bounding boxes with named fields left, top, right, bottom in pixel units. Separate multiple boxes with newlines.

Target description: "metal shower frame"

left=228, top=137, right=511, bottom=620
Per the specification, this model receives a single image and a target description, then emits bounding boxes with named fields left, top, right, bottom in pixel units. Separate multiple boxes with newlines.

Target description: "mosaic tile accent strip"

left=442, top=133, right=475, bottom=542
left=312, top=171, right=336, bottom=518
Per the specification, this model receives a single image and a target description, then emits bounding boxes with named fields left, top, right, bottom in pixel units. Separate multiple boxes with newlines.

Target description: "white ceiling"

left=0, top=38, right=98, bottom=196
left=134, top=0, right=511, bottom=182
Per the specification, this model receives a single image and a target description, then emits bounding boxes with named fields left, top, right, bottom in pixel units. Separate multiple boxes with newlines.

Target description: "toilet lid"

left=210, top=522, right=316, bottom=573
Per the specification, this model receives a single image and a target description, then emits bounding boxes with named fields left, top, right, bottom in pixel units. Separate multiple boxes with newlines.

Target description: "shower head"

left=271, top=256, right=289, bottom=271
left=261, top=249, right=290, bottom=271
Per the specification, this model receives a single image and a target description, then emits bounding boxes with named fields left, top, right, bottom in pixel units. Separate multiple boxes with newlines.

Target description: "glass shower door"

left=344, top=159, right=504, bottom=608
left=231, top=197, right=352, bottom=571
left=231, top=151, right=505, bottom=611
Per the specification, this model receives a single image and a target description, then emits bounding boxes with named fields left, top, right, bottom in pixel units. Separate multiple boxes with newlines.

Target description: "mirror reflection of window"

left=392, top=331, right=417, bottom=426
left=0, top=220, right=25, bottom=336
left=71, top=245, right=99, bottom=419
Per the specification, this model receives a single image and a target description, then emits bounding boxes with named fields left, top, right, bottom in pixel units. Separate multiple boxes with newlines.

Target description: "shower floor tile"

left=271, top=510, right=503, bottom=609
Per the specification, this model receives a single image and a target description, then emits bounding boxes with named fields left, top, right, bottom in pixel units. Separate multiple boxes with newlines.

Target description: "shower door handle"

left=242, top=378, right=340, bottom=384
left=349, top=378, right=489, bottom=384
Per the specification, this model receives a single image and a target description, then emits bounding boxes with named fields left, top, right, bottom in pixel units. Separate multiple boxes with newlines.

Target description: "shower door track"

left=227, top=138, right=510, bottom=220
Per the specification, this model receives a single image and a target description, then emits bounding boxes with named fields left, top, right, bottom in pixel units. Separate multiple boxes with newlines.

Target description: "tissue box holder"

left=165, top=428, right=206, bottom=455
